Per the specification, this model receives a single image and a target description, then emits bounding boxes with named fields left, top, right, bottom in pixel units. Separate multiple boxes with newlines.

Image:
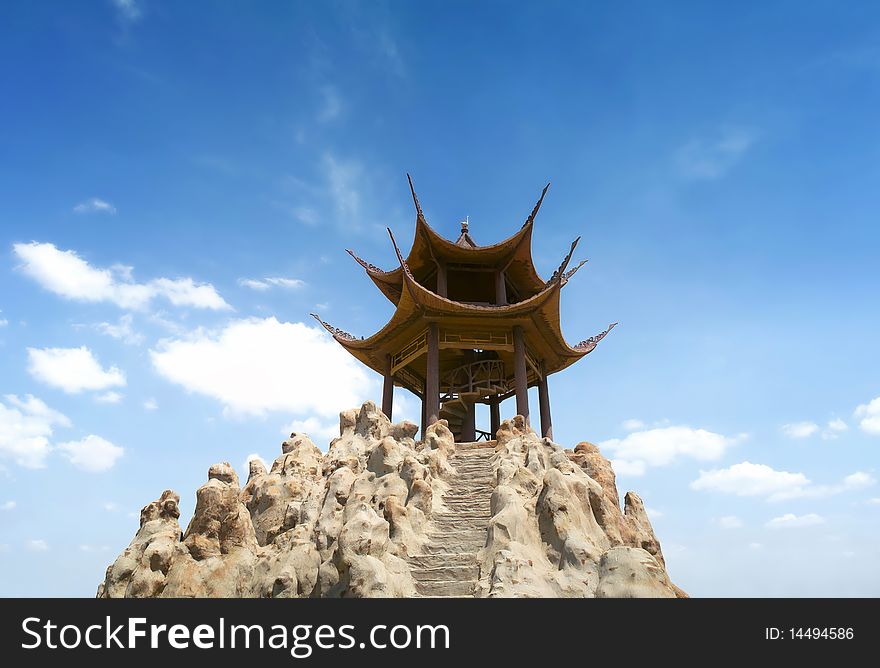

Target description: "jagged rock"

left=99, top=403, right=685, bottom=598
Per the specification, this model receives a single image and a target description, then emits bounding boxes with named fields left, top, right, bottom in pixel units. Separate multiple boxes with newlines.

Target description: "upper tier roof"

left=346, top=177, right=555, bottom=306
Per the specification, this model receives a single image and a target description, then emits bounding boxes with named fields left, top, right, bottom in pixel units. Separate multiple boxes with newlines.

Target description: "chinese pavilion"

left=312, top=176, right=616, bottom=442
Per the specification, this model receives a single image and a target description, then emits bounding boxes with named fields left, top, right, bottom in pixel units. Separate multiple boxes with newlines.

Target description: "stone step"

left=414, top=579, right=477, bottom=597
left=407, top=554, right=476, bottom=568
left=410, top=564, right=481, bottom=582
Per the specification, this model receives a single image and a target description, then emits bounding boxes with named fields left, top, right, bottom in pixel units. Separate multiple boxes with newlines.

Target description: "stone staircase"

left=407, top=443, right=495, bottom=597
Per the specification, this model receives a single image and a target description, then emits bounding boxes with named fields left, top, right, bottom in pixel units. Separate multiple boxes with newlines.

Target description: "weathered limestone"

left=99, top=403, right=686, bottom=598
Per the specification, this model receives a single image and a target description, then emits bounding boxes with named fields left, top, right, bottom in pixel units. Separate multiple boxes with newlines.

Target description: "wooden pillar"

left=461, top=400, right=476, bottom=442
left=426, top=323, right=440, bottom=427
left=420, top=389, right=427, bottom=440
left=495, top=269, right=507, bottom=305
left=490, top=398, right=500, bottom=437
left=436, top=263, right=448, bottom=297
left=538, top=369, right=552, bottom=440
left=512, top=325, right=529, bottom=424
left=381, top=354, right=394, bottom=421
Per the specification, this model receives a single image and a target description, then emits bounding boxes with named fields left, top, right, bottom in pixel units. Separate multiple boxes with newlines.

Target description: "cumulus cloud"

left=57, top=435, right=124, bottom=473
left=150, top=317, right=375, bottom=419
left=855, top=397, right=880, bottom=435
left=691, top=461, right=875, bottom=502
left=27, top=346, right=126, bottom=394
left=0, top=394, right=70, bottom=468
left=143, top=398, right=158, bottom=411
left=13, top=242, right=229, bottom=311
left=780, top=421, right=819, bottom=439
left=765, top=513, right=825, bottom=529
left=599, top=426, right=743, bottom=476
left=676, top=127, right=756, bottom=180
left=73, top=198, right=116, bottom=214
left=238, top=277, right=306, bottom=291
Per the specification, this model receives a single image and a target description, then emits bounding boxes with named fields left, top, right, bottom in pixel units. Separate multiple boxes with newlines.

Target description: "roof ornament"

left=547, top=236, right=581, bottom=285
left=455, top=215, right=478, bottom=248
left=309, top=313, right=360, bottom=341
left=522, top=182, right=551, bottom=229
left=562, top=259, right=589, bottom=284
left=574, top=322, right=618, bottom=352
left=387, top=227, right=414, bottom=278
left=406, top=173, right=425, bottom=221
left=345, top=249, right=386, bottom=275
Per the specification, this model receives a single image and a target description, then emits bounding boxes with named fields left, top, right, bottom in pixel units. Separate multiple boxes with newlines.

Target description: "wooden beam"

left=490, top=398, right=500, bottom=437
left=462, top=400, right=476, bottom=442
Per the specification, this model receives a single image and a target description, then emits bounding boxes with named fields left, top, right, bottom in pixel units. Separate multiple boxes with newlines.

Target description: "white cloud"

left=111, top=0, right=141, bottom=23
left=95, top=314, right=144, bottom=345
left=0, top=394, right=70, bottom=469
left=0, top=501, right=15, bottom=511
left=238, top=277, right=306, bottom=291
left=26, top=539, right=48, bottom=552
left=867, top=498, right=880, bottom=505
left=646, top=507, right=663, bottom=519
left=27, top=346, right=126, bottom=394
left=781, top=421, right=819, bottom=439
left=73, top=197, right=117, bottom=214
left=284, top=417, right=339, bottom=444
left=292, top=206, right=318, bottom=226
left=103, top=502, right=119, bottom=512
left=691, top=461, right=875, bottom=502
left=827, top=418, right=848, bottom=432
left=855, top=397, right=880, bottom=435
left=676, top=127, right=756, bottom=180
left=621, top=418, right=644, bottom=431
left=317, top=85, right=342, bottom=123
left=322, top=154, right=363, bottom=221
left=95, top=391, right=124, bottom=404
left=765, top=513, right=825, bottom=529
left=57, top=435, right=124, bottom=473
left=13, top=242, right=229, bottom=311
left=600, top=426, right=742, bottom=476
left=143, top=398, right=158, bottom=411
left=150, top=317, right=375, bottom=419
left=717, top=515, right=744, bottom=529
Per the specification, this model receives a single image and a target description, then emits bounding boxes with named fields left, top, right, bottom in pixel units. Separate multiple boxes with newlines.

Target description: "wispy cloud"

left=111, top=0, right=142, bottom=24
left=73, top=198, right=117, bottom=215
left=0, top=395, right=70, bottom=469
left=780, top=421, right=819, bottom=439
left=317, top=85, right=342, bottom=123
left=25, top=539, right=48, bottom=552
left=765, top=513, right=825, bottom=529
left=676, top=127, right=756, bottom=180
left=238, top=277, right=306, bottom=291
left=94, top=313, right=144, bottom=345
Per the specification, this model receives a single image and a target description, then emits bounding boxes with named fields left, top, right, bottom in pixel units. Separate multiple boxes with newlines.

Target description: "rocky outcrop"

left=99, top=402, right=685, bottom=598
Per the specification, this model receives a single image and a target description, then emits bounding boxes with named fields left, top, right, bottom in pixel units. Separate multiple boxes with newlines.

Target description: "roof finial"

left=406, top=173, right=424, bottom=219
left=523, top=182, right=551, bottom=229
left=460, top=215, right=469, bottom=233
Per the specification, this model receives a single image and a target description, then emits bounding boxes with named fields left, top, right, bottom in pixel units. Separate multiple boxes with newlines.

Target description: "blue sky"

left=1, top=1, right=879, bottom=596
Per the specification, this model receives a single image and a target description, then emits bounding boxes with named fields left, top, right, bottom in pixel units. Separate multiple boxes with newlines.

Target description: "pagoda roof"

left=346, top=177, right=553, bottom=305
left=312, top=244, right=612, bottom=383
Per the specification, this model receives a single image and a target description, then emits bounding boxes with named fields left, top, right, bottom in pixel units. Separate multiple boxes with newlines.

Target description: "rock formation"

left=98, top=401, right=686, bottom=598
